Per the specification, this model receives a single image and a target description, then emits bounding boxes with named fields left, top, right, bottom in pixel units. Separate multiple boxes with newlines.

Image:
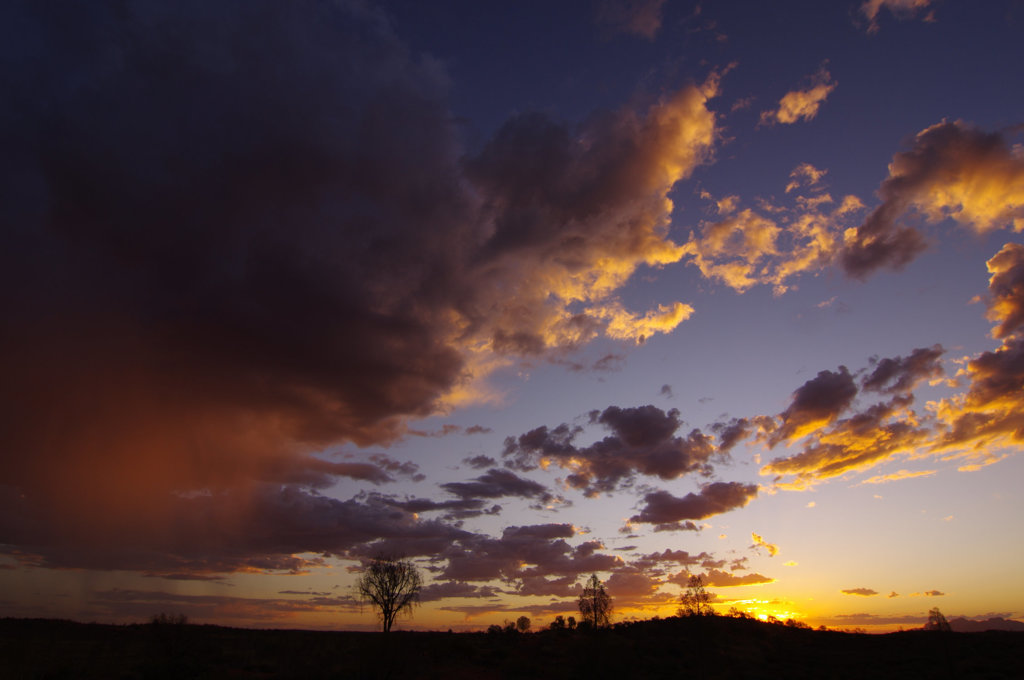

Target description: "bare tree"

left=679, top=574, right=713, bottom=616
left=577, top=573, right=612, bottom=628
left=357, top=555, right=422, bottom=633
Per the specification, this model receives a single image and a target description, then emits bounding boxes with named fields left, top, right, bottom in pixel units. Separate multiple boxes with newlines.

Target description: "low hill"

left=948, top=617, right=1024, bottom=633
left=2, top=616, right=1023, bottom=679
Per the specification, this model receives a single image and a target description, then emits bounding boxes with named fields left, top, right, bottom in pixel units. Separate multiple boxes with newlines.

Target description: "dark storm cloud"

left=861, top=345, right=945, bottom=394
left=0, top=0, right=722, bottom=573
left=841, top=121, right=1024, bottom=278
left=0, top=485, right=470, bottom=575
left=768, top=367, right=858, bottom=446
left=0, top=0, right=474, bottom=571
left=503, top=405, right=717, bottom=495
left=630, top=482, right=759, bottom=525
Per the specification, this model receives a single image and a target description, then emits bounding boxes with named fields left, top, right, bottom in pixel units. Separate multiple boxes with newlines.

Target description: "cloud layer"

left=0, top=0, right=723, bottom=572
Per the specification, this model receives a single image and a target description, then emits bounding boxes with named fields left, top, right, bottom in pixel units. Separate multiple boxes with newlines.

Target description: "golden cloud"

left=760, top=69, right=837, bottom=126
left=842, top=121, right=1024, bottom=277
left=751, top=532, right=779, bottom=557
left=858, top=468, right=937, bottom=485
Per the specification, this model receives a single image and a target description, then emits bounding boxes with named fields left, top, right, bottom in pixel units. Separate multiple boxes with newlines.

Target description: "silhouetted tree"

left=578, top=573, right=612, bottom=628
left=679, top=574, right=713, bottom=616
left=356, top=555, right=422, bottom=633
left=925, top=607, right=951, bottom=632
left=567, top=615, right=577, bottom=629
left=516, top=615, right=531, bottom=633
left=549, top=615, right=566, bottom=630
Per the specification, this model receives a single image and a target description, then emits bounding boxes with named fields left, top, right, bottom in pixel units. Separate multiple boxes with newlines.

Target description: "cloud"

left=768, top=367, right=858, bottom=446
left=463, top=455, right=498, bottom=470
left=751, top=532, right=779, bottom=557
left=862, top=345, right=945, bottom=394
left=630, top=482, right=759, bottom=525
left=759, top=68, right=837, bottom=126
left=440, top=468, right=561, bottom=508
left=785, top=163, right=828, bottom=194
left=417, top=582, right=503, bottom=603
left=841, top=121, right=1024, bottom=278
left=841, top=588, right=879, bottom=596
left=681, top=178, right=863, bottom=296
left=438, top=524, right=621, bottom=586
left=860, top=0, right=934, bottom=33
left=712, top=418, right=758, bottom=454
left=932, top=334, right=1024, bottom=456
left=858, top=469, right=936, bottom=485
left=632, top=549, right=714, bottom=570
left=984, top=242, right=1024, bottom=339
left=682, top=209, right=782, bottom=292
left=762, top=393, right=929, bottom=488
left=0, top=1, right=725, bottom=572
left=503, top=405, right=717, bottom=495
left=373, top=494, right=502, bottom=521
left=702, top=569, right=774, bottom=587
left=595, top=0, right=668, bottom=39
left=0, top=485, right=470, bottom=575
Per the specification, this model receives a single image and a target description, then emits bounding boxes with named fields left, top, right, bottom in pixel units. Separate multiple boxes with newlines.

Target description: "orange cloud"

left=760, top=68, right=837, bottom=126
left=681, top=168, right=864, bottom=296
left=984, top=242, right=1024, bottom=339
left=842, top=121, right=1024, bottom=277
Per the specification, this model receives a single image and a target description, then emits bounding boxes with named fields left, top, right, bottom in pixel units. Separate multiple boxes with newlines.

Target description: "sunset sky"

left=2, top=0, right=1024, bottom=633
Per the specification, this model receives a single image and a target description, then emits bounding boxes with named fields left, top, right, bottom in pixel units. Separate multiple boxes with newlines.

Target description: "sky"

left=1, top=0, right=1023, bottom=633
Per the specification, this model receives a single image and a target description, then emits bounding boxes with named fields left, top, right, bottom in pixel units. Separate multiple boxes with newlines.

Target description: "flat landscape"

left=3, top=617, right=1023, bottom=679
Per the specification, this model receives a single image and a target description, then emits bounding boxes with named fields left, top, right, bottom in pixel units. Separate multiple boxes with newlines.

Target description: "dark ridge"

left=2, top=616, right=1023, bottom=679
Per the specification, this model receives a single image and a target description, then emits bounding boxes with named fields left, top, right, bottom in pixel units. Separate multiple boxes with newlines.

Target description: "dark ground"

left=3, top=616, right=1023, bottom=679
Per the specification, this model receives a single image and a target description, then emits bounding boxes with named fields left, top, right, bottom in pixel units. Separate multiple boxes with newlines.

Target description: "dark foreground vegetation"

left=3, top=616, right=1023, bottom=680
